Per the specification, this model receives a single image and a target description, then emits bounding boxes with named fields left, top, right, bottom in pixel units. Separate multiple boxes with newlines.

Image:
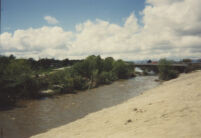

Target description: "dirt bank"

left=32, top=70, right=201, bottom=138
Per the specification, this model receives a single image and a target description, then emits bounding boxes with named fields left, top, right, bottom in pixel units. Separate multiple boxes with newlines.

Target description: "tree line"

left=0, top=55, right=134, bottom=108
left=1, top=54, right=198, bottom=109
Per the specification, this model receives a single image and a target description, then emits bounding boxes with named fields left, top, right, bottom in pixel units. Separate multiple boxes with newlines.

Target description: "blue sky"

left=1, top=0, right=201, bottom=60
left=2, top=0, right=145, bottom=33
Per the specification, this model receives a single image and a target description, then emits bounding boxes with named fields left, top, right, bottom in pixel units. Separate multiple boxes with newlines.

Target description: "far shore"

left=32, top=70, right=201, bottom=138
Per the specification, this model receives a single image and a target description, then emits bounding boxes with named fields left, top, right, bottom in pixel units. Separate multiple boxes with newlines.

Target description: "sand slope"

left=32, top=71, right=201, bottom=138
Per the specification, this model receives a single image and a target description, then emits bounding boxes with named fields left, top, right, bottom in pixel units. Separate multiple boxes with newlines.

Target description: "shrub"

left=112, top=60, right=133, bottom=79
left=103, top=57, right=114, bottom=72
left=158, top=59, right=179, bottom=80
left=73, top=75, right=88, bottom=90
left=0, top=59, right=43, bottom=107
left=98, top=71, right=112, bottom=84
left=19, top=77, right=47, bottom=98
left=0, top=54, right=136, bottom=107
left=48, top=70, right=66, bottom=85
left=61, top=76, right=74, bottom=93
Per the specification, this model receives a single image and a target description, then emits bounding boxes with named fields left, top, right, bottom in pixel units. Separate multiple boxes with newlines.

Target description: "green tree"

left=112, top=60, right=132, bottom=79
left=158, top=59, right=179, bottom=80
left=73, top=75, right=88, bottom=90
left=0, top=59, right=42, bottom=106
left=73, top=55, right=103, bottom=79
left=103, top=57, right=114, bottom=72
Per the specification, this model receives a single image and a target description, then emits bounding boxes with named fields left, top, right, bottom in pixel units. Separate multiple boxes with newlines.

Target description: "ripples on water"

left=0, top=76, right=159, bottom=138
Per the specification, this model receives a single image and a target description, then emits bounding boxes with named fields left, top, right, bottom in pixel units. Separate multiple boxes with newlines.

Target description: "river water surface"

left=0, top=76, right=159, bottom=138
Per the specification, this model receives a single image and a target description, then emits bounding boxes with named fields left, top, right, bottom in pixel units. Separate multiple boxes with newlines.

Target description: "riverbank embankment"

left=32, top=70, right=201, bottom=138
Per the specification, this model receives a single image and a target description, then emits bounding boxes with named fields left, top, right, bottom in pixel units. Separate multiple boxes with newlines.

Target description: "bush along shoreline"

left=0, top=55, right=134, bottom=108
left=158, top=59, right=179, bottom=81
left=1, top=55, right=194, bottom=109
left=47, top=55, right=134, bottom=94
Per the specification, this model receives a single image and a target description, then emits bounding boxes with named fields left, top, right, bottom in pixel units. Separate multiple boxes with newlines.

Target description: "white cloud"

left=0, top=26, right=73, bottom=59
left=1, top=0, right=201, bottom=60
left=44, top=16, right=59, bottom=24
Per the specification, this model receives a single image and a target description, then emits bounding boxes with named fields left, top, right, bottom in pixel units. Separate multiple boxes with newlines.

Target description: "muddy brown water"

left=0, top=76, right=159, bottom=138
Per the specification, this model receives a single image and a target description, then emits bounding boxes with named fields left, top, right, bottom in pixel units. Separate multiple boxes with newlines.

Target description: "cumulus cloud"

left=0, top=26, right=73, bottom=59
left=44, top=16, right=59, bottom=24
left=1, top=0, right=201, bottom=60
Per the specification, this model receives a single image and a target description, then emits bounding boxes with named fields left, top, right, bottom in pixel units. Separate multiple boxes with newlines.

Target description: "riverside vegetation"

left=158, top=58, right=179, bottom=80
left=1, top=55, right=193, bottom=108
left=0, top=55, right=134, bottom=108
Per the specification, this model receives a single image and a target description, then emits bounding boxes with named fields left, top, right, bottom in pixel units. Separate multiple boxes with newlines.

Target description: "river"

left=0, top=76, right=159, bottom=138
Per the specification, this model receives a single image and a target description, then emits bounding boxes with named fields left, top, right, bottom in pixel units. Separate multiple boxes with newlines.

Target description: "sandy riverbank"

left=32, top=70, right=201, bottom=138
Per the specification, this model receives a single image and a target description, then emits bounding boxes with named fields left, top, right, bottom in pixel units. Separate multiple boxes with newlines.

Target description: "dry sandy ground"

left=32, top=71, right=201, bottom=138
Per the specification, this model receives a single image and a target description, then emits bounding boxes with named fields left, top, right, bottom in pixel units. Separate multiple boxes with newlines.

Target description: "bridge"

left=133, top=63, right=188, bottom=67
left=131, top=63, right=189, bottom=73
